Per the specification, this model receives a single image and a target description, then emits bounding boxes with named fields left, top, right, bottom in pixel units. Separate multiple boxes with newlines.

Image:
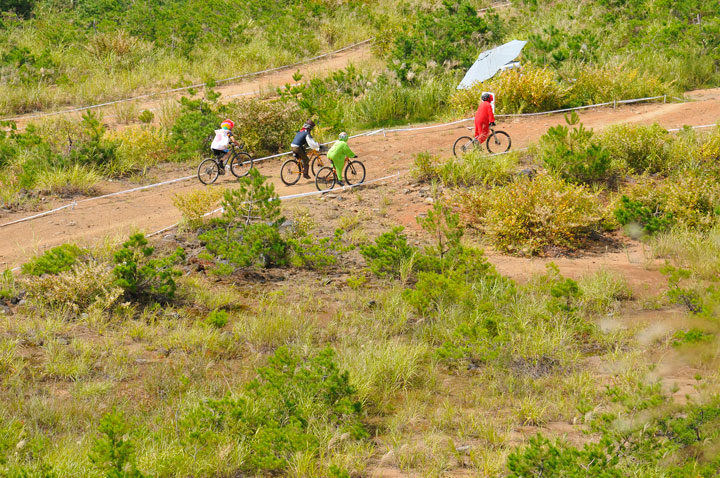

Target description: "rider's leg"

left=477, top=123, right=490, bottom=144
left=331, top=155, right=345, bottom=182
left=297, top=148, right=311, bottom=178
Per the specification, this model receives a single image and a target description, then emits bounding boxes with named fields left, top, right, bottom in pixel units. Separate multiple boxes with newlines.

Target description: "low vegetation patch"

left=459, top=174, right=601, bottom=255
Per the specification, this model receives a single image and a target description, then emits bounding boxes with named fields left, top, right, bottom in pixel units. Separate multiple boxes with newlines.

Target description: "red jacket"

left=474, top=101, right=495, bottom=138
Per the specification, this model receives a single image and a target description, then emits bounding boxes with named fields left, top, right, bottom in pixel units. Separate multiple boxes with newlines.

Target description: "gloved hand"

left=489, top=122, right=496, bottom=127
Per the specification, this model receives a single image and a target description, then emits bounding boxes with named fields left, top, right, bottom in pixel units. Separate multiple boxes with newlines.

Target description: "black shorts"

left=212, top=149, right=226, bottom=159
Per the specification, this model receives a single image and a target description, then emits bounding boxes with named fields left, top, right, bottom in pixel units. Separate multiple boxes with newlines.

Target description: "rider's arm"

left=306, top=133, right=320, bottom=151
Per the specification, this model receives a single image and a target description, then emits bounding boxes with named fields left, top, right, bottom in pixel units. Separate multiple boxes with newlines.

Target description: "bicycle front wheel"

left=486, top=130, right=511, bottom=154
left=229, top=152, right=253, bottom=177
left=280, top=158, right=302, bottom=185
left=315, top=167, right=336, bottom=192
left=453, top=136, right=481, bottom=157
left=310, top=154, right=326, bottom=177
left=197, top=158, right=220, bottom=185
left=344, top=160, right=366, bottom=185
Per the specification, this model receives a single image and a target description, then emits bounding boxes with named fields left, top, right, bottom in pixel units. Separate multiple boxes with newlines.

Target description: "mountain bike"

left=315, top=157, right=366, bottom=192
left=280, top=148, right=329, bottom=186
left=452, top=126, right=511, bottom=157
left=197, top=144, right=254, bottom=185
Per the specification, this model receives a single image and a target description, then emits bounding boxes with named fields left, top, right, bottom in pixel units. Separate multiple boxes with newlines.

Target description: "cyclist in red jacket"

left=474, top=92, right=496, bottom=143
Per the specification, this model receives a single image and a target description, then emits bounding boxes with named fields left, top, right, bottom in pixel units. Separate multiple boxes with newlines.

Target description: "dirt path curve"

left=8, top=43, right=375, bottom=129
left=2, top=88, right=720, bottom=271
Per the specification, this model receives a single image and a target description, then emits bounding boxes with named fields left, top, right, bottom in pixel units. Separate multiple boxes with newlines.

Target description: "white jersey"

left=211, top=129, right=231, bottom=151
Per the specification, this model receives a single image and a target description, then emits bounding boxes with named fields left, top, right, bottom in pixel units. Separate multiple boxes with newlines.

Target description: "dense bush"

left=600, top=123, right=672, bottom=174
left=21, top=243, right=86, bottom=276
left=170, top=95, right=222, bottom=160
left=225, top=97, right=304, bottom=157
left=459, top=174, right=601, bottom=254
left=112, top=233, right=185, bottom=302
left=507, top=435, right=622, bottom=478
left=536, top=112, right=614, bottom=186
left=360, top=227, right=415, bottom=279
left=183, top=346, right=365, bottom=474
left=454, top=66, right=567, bottom=115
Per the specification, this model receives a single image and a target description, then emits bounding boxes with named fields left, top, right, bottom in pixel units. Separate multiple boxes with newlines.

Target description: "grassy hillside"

left=0, top=0, right=379, bottom=114
left=4, top=137, right=720, bottom=475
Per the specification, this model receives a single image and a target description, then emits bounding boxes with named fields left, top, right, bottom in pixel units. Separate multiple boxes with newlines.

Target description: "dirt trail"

left=2, top=88, right=720, bottom=275
left=9, top=43, right=375, bottom=129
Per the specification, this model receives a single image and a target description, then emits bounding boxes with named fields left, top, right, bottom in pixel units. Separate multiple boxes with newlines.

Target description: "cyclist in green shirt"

left=326, top=132, right=357, bottom=186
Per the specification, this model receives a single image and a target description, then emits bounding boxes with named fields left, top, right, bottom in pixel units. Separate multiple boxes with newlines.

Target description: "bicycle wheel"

left=310, top=154, right=326, bottom=177
left=315, top=167, right=336, bottom=192
left=485, top=130, right=511, bottom=154
left=197, top=158, right=220, bottom=185
left=280, top=158, right=302, bottom=186
left=453, top=136, right=481, bottom=157
left=344, top=160, right=366, bottom=185
left=229, top=152, right=253, bottom=178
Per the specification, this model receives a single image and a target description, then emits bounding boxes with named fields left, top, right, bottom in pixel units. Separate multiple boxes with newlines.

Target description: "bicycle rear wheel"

left=453, top=136, right=481, bottom=157
left=197, top=158, right=220, bottom=185
left=344, top=160, right=366, bottom=185
left=310, top=154, right=326, bottom=177
left=229, top=152, right=253, bottom=177
left=315, top=167, right=336, bottom=192
left=280, top=158, right=302, bottom=185
left=486, top=130, right=511, bottom=153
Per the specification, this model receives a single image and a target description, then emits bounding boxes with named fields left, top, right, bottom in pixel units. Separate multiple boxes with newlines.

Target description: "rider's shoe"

left=338, top=180, right=345, bottom=186
left=218, top=163, right=226, bottom=175
left=303, top=174, right=311, bottom=179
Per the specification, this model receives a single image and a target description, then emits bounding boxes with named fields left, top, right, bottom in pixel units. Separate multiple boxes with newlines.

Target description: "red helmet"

left=221, top=119, right=235, bottom=129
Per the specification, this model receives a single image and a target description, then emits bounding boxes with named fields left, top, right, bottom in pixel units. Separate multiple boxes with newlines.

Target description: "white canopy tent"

left=457, top=40, right=527, bottom=90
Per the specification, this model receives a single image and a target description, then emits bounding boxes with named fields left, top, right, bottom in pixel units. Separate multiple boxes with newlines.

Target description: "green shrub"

left=360, top=227, right=415, bottom=278
left=507, top=434, right=622, bottom=478
left=170, top=95, right=222, bottom=160
left=221, top=168, right=282, bottom=225
left=410, top=152, right=441, bottom=183
left=600, top=123, right=672, bottom=174
left=89, top=410, right=145, bottom=478
left=288, top=229, right=352, bottom=270
left=615, top=195, right=674, bottom=236
left=0, top=270, right=17, bottom=301
left=205, top=310, right=229, bottom=329
left=112, top=233, right=185, bottom=302
left=183, top=346, right=366, bottom=474
left=21, top=243, right=86, bottom=276
left=459, top=174, right=601, bottom=255
left=201, top=222, right=289, bottom=269
left=68, top=111, right=121, bottom=173
left=138, top=110, right=154, bottom=124
left=536, top=112, right=614, bottom=186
